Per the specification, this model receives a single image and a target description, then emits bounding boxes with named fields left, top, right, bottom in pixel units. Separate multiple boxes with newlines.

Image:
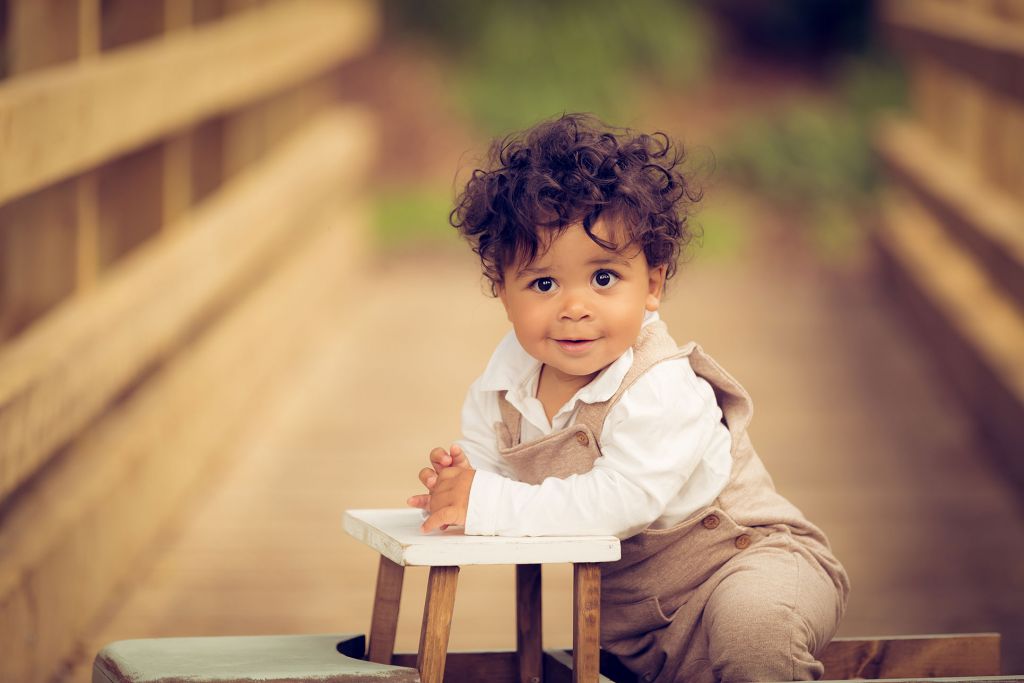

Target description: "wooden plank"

left=516, top=564, right=543, bottom=683
left=367, top=556, right=406, bottom=664
left=820, top=678, right=1023, bottom=682
left=222, top=103, right=267, bottom=179
left=75, top=0, right=101, bottom=291
left=0, top=107, right=373, bottom=506
left=161, top=0, right=195, bottom=231
left=821, top=633, right=1002, bottom=678
left=75, top=170, right=100, bottom=290
left=0, top=1, right=83, bottom=340
left=162, top=128, right=194, bottom=229
left=78, top=0, right=100, bottom=57
left=393, top=651, right=520, bottom=683
left=572, top=563, right=601, bottom=683
left=874, top=192, right=1024, bottom=489
left=875, top=118, right=1024, bottom=312
left=881, top=0, right=1024, bottom=101
left=0, top=0, right=378, bottom=205
left=417, top=566, right=460, bottom=683
left=0, top=197, right=371, bottom=682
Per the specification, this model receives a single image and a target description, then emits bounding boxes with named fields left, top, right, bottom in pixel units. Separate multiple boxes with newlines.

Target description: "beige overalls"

left=495, top=321, right=850, bottom=682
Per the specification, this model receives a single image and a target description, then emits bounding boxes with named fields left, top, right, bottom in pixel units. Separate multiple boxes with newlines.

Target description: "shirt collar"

left=479, top=311, right=661, bottom=406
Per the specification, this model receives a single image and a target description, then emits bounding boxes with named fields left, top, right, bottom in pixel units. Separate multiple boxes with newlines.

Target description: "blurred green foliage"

left=378, top=2, right=903, bottom=261
left=385, top=0, right=712, bottom=134
left=372, top=186, right=455, bottom=249
left=717, top=52, right=906, bottom=259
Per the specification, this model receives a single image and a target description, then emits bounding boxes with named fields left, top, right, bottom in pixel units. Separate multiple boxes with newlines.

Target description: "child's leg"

left=701, top=537, right=842, bottom=682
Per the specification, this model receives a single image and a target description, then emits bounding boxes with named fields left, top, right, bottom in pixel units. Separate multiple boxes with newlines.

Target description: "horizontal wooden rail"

left=880, top=0, right=1024, bottom=101
left=821, top=633, right=1001, bottom=679
left=876, top=194, right=1024, bottom=485
left=874, top=118, right=1024, bottom=309
left=0, top=198, right=369, bottom=682
left=0, top=107, right=373, bottom=505
left=0, top=0, right=377, bottom=206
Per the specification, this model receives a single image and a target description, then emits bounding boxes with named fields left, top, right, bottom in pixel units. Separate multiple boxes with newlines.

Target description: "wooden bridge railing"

left=875, top=0, right=1024, bottom=489
left=0, top=2, right=378, bottom=681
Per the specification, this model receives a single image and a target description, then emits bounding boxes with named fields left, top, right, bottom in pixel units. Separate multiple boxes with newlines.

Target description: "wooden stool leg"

left=417, top=565, right=460, bottom=683
left=367, top=555, right=405, bottom=663
left=573, top=563, right=601, bottom=683
left=516, top=564, right=543, bottom=683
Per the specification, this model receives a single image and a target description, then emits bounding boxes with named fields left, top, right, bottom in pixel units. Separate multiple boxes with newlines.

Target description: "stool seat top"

left=343, top=508, right=621, bottom=566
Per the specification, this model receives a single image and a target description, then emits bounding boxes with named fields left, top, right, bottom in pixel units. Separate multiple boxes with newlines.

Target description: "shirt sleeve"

left=454, top=375, right=514, bottom=478
left=464, top=357, right=724, bottom=539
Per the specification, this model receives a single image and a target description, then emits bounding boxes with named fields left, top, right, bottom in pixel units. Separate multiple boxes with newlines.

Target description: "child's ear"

left=646, top=265, right=667, bottom=312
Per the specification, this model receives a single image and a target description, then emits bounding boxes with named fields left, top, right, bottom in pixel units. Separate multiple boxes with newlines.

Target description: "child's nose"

left=559, top=292, right=592, bottom=321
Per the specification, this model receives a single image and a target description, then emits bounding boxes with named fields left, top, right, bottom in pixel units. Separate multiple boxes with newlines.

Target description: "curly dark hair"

left=451, top=113, right=702, bottom=294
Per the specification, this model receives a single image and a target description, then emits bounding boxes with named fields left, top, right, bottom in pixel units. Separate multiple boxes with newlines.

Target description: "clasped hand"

left=406, top=444, right=475, bottom=533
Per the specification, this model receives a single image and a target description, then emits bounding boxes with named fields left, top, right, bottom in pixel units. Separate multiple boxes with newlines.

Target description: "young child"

left=406, top=114, right=849, bottom=682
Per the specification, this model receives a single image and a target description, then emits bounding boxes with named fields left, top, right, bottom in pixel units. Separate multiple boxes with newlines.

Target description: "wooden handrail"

left=874, top=117, right=1024, bottom=309
left=0, top=107, right=373, bottom=505
left=0, top=0, right=377, bottom=206
left=880, top=0, right=1024, bottom=100
left=0, top=196, right=369, bottom=683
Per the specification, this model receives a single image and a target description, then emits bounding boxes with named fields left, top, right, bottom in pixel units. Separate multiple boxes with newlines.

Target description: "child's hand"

left=420, top=466, right=475, bottom=533
left=406, top=444, right=470, bottom=511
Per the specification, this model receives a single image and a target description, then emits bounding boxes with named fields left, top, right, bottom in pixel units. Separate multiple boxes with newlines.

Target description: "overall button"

left=574, top=431, right=589, bottom=446
left=702, top=514, right=720, bottom=530
left=734, top=534, right=751, bottom=550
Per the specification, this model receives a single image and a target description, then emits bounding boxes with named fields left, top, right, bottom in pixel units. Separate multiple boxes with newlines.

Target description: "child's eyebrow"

left=515, top=255, right=631, bottom=278
left=587, top=256, right=630, bottom=268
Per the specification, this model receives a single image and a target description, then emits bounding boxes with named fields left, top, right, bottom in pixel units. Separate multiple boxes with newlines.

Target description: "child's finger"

left=418, top=467, right=437, bottom=489
left=406, top=494, right=430, bottom=509
left=449, top=444, right=469, bottom=468
left=429, top=446, right=452, bottom=472
left=420, top=505, right=461, bottom=533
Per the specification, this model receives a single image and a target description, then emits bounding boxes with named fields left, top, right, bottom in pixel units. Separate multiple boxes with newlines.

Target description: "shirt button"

left=574, top=431, right=589, bottom=446
left=701, top=514, right=720, bottom=530
left=734, top=534, right=751, bottom=550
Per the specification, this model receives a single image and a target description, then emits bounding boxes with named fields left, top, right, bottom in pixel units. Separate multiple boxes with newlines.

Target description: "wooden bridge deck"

left=63, top=235, right=1024, bottom=679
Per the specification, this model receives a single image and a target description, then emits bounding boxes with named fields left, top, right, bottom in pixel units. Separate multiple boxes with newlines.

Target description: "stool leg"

left=417, top=565, right=460, bottom=683
left=573, top=563, right=601, bottom=683
left=367, top=555, right=405, bottom=663
left=516, top=564, right=543, bottom=683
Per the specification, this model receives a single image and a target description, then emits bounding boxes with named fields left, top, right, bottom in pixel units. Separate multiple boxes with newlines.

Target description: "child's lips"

left=554, top=338, right=597, bottom=354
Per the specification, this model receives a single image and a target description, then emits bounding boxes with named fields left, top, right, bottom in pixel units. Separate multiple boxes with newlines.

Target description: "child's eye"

left=530, top=277, right=557, bottom=293
left=592, top=270, right=619, bottom=289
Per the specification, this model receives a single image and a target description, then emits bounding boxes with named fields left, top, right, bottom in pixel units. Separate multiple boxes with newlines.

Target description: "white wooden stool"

left=343, top=508, right=621, bottom=683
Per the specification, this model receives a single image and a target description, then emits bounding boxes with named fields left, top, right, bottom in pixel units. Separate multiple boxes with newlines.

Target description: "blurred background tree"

left=369, top=0, right=904, bottom=263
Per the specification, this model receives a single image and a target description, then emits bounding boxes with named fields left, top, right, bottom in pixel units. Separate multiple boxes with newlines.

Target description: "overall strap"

left=575, top=321, right=755, bottom=445
left=496, top=390, right=522, bottom=449
left=574, top=320, right=681, bottom=440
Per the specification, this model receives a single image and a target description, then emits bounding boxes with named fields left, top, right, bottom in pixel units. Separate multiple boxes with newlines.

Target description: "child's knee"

left=707, top=607, right=823, bottom=681
left=703, top=549, right=839, bottom=680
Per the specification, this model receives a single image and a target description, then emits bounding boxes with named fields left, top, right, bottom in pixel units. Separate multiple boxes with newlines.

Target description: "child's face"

left=498, top=217, right=666, bottom=384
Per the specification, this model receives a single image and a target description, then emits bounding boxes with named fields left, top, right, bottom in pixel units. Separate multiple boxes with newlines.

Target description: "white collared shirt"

left=458, top=312, right=733, bottom=538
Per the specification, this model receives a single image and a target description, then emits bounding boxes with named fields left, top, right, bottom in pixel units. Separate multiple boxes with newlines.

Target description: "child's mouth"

left=555, top=338, right=596, bottom=353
